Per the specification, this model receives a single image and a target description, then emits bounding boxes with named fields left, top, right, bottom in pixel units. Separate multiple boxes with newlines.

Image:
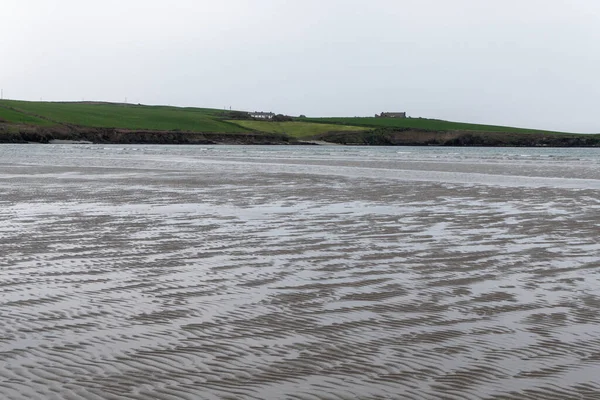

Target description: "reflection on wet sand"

left=1, top=145, right=599, bottom=399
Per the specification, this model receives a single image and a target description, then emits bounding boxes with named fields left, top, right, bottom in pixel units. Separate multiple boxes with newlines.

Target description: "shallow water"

left=1, top=144, right=600, bottom=399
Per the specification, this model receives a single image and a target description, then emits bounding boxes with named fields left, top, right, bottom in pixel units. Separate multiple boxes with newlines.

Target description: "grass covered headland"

left=1, top=99, right=599, bottom=146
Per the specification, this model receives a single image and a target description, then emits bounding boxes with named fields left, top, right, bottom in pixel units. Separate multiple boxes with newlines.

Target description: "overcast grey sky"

left=3, top=0, right=600, bottom=132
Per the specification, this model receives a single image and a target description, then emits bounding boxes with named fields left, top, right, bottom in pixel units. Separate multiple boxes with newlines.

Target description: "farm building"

left=377, top=112, right=406, bottom=118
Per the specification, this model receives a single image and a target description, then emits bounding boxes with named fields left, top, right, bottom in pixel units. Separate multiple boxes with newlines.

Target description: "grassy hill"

left=1, top=99, right=599, bottom=146
left=0, top=99, right=568, bottom=136
left=0, top=100, right=365, bottom=138
left=0, top=100, right=248, bottom=133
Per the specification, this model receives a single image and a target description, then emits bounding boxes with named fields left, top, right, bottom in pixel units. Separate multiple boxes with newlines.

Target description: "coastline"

left=2, top=124, right=600, bottom=147
left=0, top=125, right=297, bottom=145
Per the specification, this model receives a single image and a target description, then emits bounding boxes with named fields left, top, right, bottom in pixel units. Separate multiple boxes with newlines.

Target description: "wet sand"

left=1, top=145, right=600, bottom=399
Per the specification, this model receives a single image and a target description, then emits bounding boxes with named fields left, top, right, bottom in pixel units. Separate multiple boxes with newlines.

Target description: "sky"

left=2, top=0, right=600, bottom=132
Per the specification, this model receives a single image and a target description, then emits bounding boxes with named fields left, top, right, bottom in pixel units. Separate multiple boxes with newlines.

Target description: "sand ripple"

left=1, top=145, right=600, bottom=399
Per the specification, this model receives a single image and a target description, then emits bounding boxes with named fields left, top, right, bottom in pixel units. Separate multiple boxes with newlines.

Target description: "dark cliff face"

left=0, top=125, right=294, bottom=145
left=316, top=128, right=600, bottom=147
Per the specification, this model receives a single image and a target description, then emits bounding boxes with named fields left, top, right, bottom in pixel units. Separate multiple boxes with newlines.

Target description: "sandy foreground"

left=1, top=145, right=599, bottom=399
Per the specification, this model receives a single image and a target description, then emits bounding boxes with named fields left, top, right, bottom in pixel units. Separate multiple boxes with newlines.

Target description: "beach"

left=1, top=144, right=599, bottom=399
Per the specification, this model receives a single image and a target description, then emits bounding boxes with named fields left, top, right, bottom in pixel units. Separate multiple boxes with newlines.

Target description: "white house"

left=250, top=111, right=275, bottom=120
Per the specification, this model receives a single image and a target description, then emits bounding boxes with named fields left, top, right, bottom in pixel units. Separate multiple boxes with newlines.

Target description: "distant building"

left=250, top=111, right=275, bottom=120
left=377, top=112, right=406, bottom=118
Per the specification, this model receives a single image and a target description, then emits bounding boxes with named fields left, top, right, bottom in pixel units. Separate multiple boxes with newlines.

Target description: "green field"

left=228, top=120, right=368, bottom=138
left=0, top=106, right=54, bottom=126
left=0, top=100, right=248, bottom=133
left=301, top=117, right=565, bottom=134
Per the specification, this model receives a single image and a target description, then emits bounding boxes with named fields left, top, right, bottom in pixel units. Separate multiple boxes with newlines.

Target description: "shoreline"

left=2, top=124, right=600, bottom=147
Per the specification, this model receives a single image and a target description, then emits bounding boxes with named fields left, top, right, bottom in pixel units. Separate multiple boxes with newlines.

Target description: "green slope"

left=301, top=116, right=566, bottom=134
left=228, top=120, right=368, bottom=138
left=0, top=100, right=249, bottom=133
left=0, top=105, right=54, bottom=126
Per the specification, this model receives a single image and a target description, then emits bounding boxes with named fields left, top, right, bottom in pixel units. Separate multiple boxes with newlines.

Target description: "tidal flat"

left=1, top=144, right=599, bottom=399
